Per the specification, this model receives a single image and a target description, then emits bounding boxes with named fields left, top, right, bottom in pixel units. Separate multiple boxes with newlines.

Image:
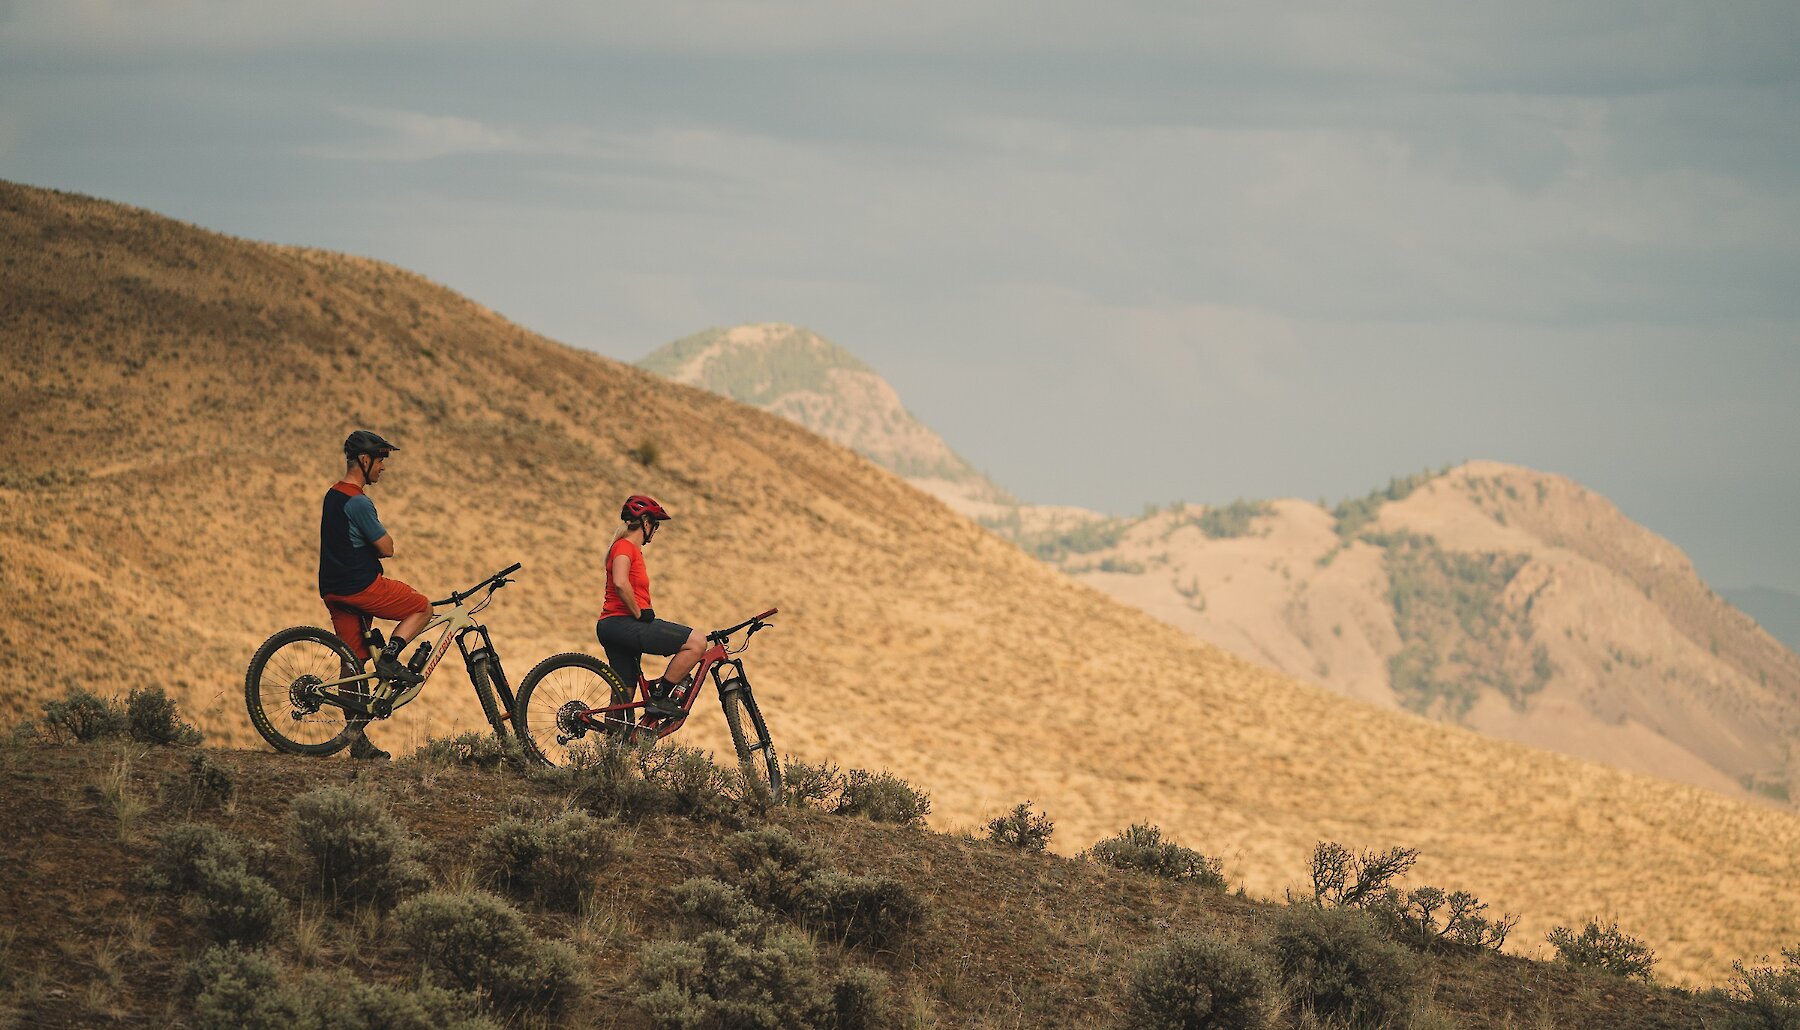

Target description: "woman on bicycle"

left=597, top=494, right=704, bottom=722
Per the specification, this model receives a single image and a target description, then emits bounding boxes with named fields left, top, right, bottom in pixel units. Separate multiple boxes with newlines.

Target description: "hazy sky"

left=4, top=2, right=1797, bottom=592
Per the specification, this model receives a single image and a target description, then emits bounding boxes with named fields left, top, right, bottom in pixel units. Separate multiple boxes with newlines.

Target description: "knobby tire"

left=244, top=625, right=363, bottom=757
left=514, top=651, right=632, bottom=768
left=719, top=675, right=782, bottom=800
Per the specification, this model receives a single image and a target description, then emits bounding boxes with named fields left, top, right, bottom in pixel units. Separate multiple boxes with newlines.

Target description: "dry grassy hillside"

left=1053, top=468, right=1800, bottom=806
left=2, top=181, right=1797, bottom=984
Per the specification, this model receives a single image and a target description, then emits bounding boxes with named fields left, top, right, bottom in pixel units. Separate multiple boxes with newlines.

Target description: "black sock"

left=380, top=635, right=408, bottom=662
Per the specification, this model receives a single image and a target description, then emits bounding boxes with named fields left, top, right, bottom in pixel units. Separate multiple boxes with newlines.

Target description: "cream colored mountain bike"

left=244, top=563, right=525, bottom=756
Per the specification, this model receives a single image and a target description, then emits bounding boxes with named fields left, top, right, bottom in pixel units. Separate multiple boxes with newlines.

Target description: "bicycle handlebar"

left=434, top=562, right=523, bottom=608
left=708, top=607, right=779, bottom=644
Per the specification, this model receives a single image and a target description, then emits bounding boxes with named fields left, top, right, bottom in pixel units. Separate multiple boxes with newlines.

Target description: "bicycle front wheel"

left=466, top=650, right=509, bottom=741
left=244, top=626, right=361, bottom=756
left=719, top=674, right=781, bottom=800
left=514, top=652, right=632, bottom=767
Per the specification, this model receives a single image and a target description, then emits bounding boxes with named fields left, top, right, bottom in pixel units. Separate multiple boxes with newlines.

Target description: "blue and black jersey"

left=318, top=482, right=387, bottom=597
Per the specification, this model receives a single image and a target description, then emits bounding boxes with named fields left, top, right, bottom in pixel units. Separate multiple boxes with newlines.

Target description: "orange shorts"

left=323, top=576, right=431, bottom=660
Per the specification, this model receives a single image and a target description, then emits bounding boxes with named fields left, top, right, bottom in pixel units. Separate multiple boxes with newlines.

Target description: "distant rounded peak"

left=638, top=322, right=876, bottom=393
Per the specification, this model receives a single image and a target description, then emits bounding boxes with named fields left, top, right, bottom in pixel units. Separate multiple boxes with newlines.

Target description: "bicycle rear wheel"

left=514, top=652, right=632, bottom=767
left=244, top=626, right=362, bottom=756
left=719, top=673, right=781, bottom=800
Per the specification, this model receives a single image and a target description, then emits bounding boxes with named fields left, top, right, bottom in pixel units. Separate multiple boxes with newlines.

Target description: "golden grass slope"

left=1, top=181, right=1796, bottom=983
left=1060, top=470, right=1800, bottom=806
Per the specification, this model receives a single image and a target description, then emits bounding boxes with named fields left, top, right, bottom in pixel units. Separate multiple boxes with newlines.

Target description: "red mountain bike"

left=512, top=608, right=781, bottom=794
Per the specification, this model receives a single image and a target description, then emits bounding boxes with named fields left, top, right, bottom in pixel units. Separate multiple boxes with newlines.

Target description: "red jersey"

left=601, top=537, right=652, bottom=619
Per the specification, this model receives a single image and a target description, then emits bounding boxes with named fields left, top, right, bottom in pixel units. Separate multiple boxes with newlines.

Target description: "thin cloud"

left=300, top=106, right=528, bottom=162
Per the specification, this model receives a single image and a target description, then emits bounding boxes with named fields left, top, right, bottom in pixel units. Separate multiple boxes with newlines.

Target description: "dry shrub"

left=641, top=745, right=741, bottom=823
left=549, top=740, right=669, bottom=822
left=184, top=944, right=495, bottom=1029
left=1268, top=904, right=1419, bottom=1028
left=984, top=801, right=1054, bottom=852
left=475, top=809, right=613, bottom=911
left=1729, top=944, right=1800, bottom=1029
left=635, top=928, right=829, bottom=1029
left=1307, top=841, right=1417, bottom=908
left=1306, top=840, right=1516, bottom=954
left=287, top=785, right=429, bottom=907
left=1546, top=921, right=1656, bottom=982
left=392, top=890, right=586, bottom=1017
left=828, top=966, right=893, bottom=1030
left=411, top=731, right=519, bottom=770
left=146, top=822, right=249, bottom=894
left=835, top=769, right=931, bottom=826
left=1124, top=933, right=1275, bottom=1030
left=39, top=688, right=127, bottom=743
left=1368, top=885, right=1516, bottom=953
left=670, top=877, right=768, bottom=935
left=798, top=871, right=925, bottom=951
left=165, top=753, right=234, bottom=811
left=781, top=756, right=845, bottom=810
left=1085, top=824, right=1227, bottom=889
left=126, top=685, right=203, bottom=746
left=192, top=862, right=286, bottom=946
left=724, top=826, right=828, bottom=915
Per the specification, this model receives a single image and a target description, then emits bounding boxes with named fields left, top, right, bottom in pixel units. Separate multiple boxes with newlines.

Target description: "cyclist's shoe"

left=641, top=695, right=687, bottom=723
left=349, top=733, right=390, bottom=761
left=374, top=653, right=424, bottom=689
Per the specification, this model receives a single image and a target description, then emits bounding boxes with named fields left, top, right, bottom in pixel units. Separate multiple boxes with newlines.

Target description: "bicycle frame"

left=308, top=584, right=507, bottom=718
left=577, top=610, right=773, bottom=742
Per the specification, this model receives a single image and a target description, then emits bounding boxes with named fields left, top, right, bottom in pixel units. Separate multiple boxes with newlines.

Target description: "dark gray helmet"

left=343, top=429, right=399, bottom=459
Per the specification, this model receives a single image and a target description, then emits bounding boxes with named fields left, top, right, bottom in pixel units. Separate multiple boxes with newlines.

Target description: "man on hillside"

left=319, top=429, right=433, bottom=761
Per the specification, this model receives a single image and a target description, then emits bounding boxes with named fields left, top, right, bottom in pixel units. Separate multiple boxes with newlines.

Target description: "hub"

left=288, top=674, right=324, bottom=717
left=555, top=699, right=590, bottom=745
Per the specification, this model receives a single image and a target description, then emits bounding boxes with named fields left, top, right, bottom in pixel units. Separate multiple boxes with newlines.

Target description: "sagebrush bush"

left=835, top=769, right=931, bottom=826
left=166, top=752, right=234, bottom=810
left=635, top=928, right=832, bottom=1029
left=185, top=944, right=496, bottom=1029
left=1268, top=904, right=1419, bottom=1027
left=985, top=801, right=1054, bottom=852
left=1086, top=824, right=1227, bottom=888
left=127, top=685, right=203, bottom=745
left=184, top=943, right=301, bottom=1028
left=476, top=809, right=612, bottom=911
left=393, top=890, right=585, bottom=1016
left=1729, top=944, right=1800, bottom=1029
left=1307, top=841, right=1418, bottom=908
left=40, top=688, right=127, bottom=743
left=724, top=826, right=828, bottom=915
left=288, top=785, right=429, bottom=907
left=671, top=877, right=768, bottom=935
left=193, top=860, right=287, bottom=945
left=1124, top=933, right=1275, bottom=1030
left=781, top=756, right=845, bottom=810
left=412, top=731, right=519, bottom=770
left=552, top=740, right=670, bottom=821
left=828, top=966, right=893, bottom=1030
left=1368, top=885, right=1516, bottom=953
left=798, top=871, right=926, bottom=951
left=641, top=745, right=741, bottom=822
left=147, top=822, right=250, bottom=894
left=1546, top=921, right=1656, bottom=982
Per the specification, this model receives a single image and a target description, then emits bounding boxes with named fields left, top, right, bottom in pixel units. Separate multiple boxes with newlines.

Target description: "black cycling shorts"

left=595, top=616, right=692, bottom=689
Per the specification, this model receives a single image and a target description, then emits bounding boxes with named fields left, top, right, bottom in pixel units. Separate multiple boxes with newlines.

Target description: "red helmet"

left=621, top=494, right=671, bottom=522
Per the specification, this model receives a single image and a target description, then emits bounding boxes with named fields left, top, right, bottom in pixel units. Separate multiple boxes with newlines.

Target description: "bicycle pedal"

left=372, top=697, right=394, bottom=720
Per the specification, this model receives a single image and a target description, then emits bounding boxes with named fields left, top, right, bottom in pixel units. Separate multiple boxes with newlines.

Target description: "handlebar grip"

left=498, top=562, right=523, bottom=577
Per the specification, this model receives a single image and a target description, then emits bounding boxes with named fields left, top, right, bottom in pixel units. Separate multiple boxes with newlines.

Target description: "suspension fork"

left=710, top=657, right=750, bottom=696
left=454, top=625, right=518, bottom=711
